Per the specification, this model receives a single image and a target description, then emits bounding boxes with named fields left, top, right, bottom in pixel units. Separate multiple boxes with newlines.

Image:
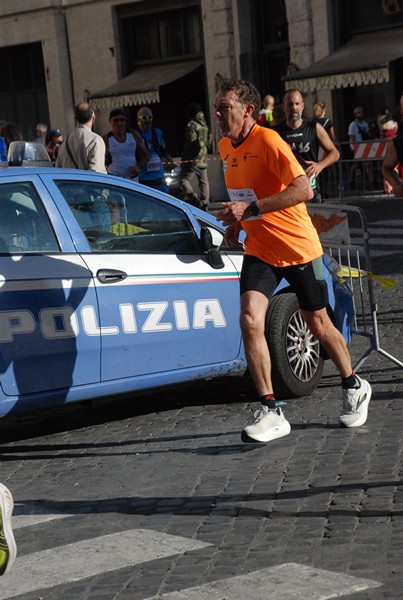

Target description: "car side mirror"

left=200, top=226, right=224, bottom=269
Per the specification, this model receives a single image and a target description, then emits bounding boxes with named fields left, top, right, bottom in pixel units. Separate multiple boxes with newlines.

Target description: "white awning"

left=88, top=60, right=203, bottom=109
left=283, top=28, right=403, bottom=93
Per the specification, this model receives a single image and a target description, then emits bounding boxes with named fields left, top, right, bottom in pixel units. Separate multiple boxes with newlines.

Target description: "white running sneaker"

left=0, top=483, right=16, bottom=575
left=242, top=405, right=291, bottom=443
left=339, top=376, right=372, bottom=428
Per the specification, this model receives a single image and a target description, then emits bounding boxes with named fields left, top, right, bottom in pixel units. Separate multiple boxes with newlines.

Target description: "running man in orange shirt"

left=215, top=78, right=371, bottom=443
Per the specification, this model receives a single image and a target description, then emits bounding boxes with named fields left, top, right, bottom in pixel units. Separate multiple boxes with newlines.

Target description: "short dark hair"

left=75, top=103, right=94, bottom=124
left=1, top=122, right=23, bottom=149
left=283, top=88, right=304, bottom=102
left=217, top=78, right=261, bottom=120
left=109, top=108, right=126, bottom=120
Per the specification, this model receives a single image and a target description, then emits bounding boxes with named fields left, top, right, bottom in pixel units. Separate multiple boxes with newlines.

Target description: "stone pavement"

left=0, top=197, right=402, bottom=599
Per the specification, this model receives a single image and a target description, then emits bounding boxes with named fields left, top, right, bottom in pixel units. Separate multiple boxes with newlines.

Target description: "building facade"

left=0, top=0, right=401, bottom=154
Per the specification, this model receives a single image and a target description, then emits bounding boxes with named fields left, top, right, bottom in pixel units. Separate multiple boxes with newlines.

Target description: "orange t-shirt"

left=218, top=125, right=323, bottom=267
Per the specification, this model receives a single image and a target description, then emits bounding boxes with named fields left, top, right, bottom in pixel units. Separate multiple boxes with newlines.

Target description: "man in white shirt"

left=347, top=106, right=373, bottom=187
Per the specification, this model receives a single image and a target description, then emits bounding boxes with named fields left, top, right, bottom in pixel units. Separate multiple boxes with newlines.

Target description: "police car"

left=0, top=153, right=353, bottom=417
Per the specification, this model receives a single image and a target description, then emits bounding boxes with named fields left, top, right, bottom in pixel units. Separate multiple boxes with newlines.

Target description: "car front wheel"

left=265, top=293, right=324, bottom=399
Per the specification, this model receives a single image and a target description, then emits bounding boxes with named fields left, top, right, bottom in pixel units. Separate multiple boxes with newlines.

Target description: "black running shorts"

left=240, top=255, right=328, bottom=312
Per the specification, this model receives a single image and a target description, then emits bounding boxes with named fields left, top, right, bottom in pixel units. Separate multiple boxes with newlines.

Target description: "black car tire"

left=265, top=293, right=324, bottom=399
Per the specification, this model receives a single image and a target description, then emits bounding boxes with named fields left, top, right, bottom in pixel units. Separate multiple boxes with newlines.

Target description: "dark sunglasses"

left=138, top=115, right=153, bottom=121
left=112, top=117, right=126, bottom=123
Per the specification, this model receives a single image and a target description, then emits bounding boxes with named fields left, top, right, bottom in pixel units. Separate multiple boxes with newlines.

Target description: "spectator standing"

left=0, top=123, right=25, bottom=168
left=180, top=102, right=212, bottom=210
left=348, top=106, right=371, bottom=141
left=382, top=136, right=403, bottom=197
left=311, top=100, right=338, bottom=196
left=34, top=122, right=48, bottom=145
left=312, top=101, right=336, bottom=143
left=377, top=107, right=398, bottom=140
left=0, top=483, right=16, bottom=575
left=1, top=122, right=24, bottom=150
left=104, top=108, right=149, bottom=181
left=1, top=123, right=23, bottom=151
left=45, top=128, right=64, bottom=162
left=273, top=89, right=339, bottom=202
left=214, top=77, right=371, bottom=444
left=347, top=106, right=373, bottom=188
left=396, top=93, right=403, bottom=136
left=377, top=108, right=398, bottom=193
left=256, top=94, right=275, bottom=127
left=136, top=106, right=173, bottom=192
left=56, top=103, right=106, bottom=173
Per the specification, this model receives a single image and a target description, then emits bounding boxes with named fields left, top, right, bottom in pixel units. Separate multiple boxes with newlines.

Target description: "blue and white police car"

left=0, top=154, right=353, bottom=417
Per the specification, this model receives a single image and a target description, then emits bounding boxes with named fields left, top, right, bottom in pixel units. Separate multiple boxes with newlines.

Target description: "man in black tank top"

left=273, top=89, right=339, bottom=202
left=382, top=136, right=403, bottom=197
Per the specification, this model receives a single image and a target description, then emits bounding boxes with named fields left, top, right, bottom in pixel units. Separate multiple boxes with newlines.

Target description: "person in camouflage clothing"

left=180, top=102, right=212, bottom=210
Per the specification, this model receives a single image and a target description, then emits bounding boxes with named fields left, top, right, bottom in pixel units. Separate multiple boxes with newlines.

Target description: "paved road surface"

left=0, top=195, right=402, bottom=600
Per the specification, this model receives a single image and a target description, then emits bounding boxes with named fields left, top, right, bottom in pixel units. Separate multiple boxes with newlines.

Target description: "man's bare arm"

left=304, top=123, right=339, bottom=179
left=132, top=130, right=150, bottom=168
left=216, top=175, right=313, bottom=226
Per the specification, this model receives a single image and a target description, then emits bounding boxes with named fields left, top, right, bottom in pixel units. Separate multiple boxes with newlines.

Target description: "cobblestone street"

left=0, top=195, right=402, bottom=600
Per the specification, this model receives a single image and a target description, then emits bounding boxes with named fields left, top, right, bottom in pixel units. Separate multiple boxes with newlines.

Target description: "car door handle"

left=96, top=269, right=127, bottom=284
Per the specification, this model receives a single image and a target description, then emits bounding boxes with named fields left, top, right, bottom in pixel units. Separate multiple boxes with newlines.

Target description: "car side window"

left=55, top=180, right=201, bottom=254
left=0, top=182, right=59, bottom=254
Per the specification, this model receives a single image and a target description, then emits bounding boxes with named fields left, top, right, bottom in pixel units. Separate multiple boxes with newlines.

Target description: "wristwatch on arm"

left=247, top=201, right=259, bottom=217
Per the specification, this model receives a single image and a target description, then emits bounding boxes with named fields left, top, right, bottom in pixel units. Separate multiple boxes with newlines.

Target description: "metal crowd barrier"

left=319, top=139, right=391, bottom=200
left=308, top=203, right=403, bottom=371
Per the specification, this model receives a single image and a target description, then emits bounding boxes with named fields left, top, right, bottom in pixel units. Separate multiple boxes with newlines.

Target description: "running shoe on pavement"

left=339, top=376, right=372, bottom=428
left=0, top=483, right=17, bottom=575
left=242, top=405, right=291, bottom=443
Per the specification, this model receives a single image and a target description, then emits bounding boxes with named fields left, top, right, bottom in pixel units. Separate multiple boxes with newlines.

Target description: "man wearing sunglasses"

left=104, top=108, right=149, bottom=181
left=136, top=107, right=173, bottom=193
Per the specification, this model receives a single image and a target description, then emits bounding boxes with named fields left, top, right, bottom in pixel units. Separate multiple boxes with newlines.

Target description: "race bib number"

left=147, top=156, right=162, bottom=172
left=227, top=188, right=258, bottom=203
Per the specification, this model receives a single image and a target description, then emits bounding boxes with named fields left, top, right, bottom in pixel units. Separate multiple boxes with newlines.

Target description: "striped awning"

left=283, top=28, right=403, bottom=93
left=88, top=60, right=203, bottom=110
